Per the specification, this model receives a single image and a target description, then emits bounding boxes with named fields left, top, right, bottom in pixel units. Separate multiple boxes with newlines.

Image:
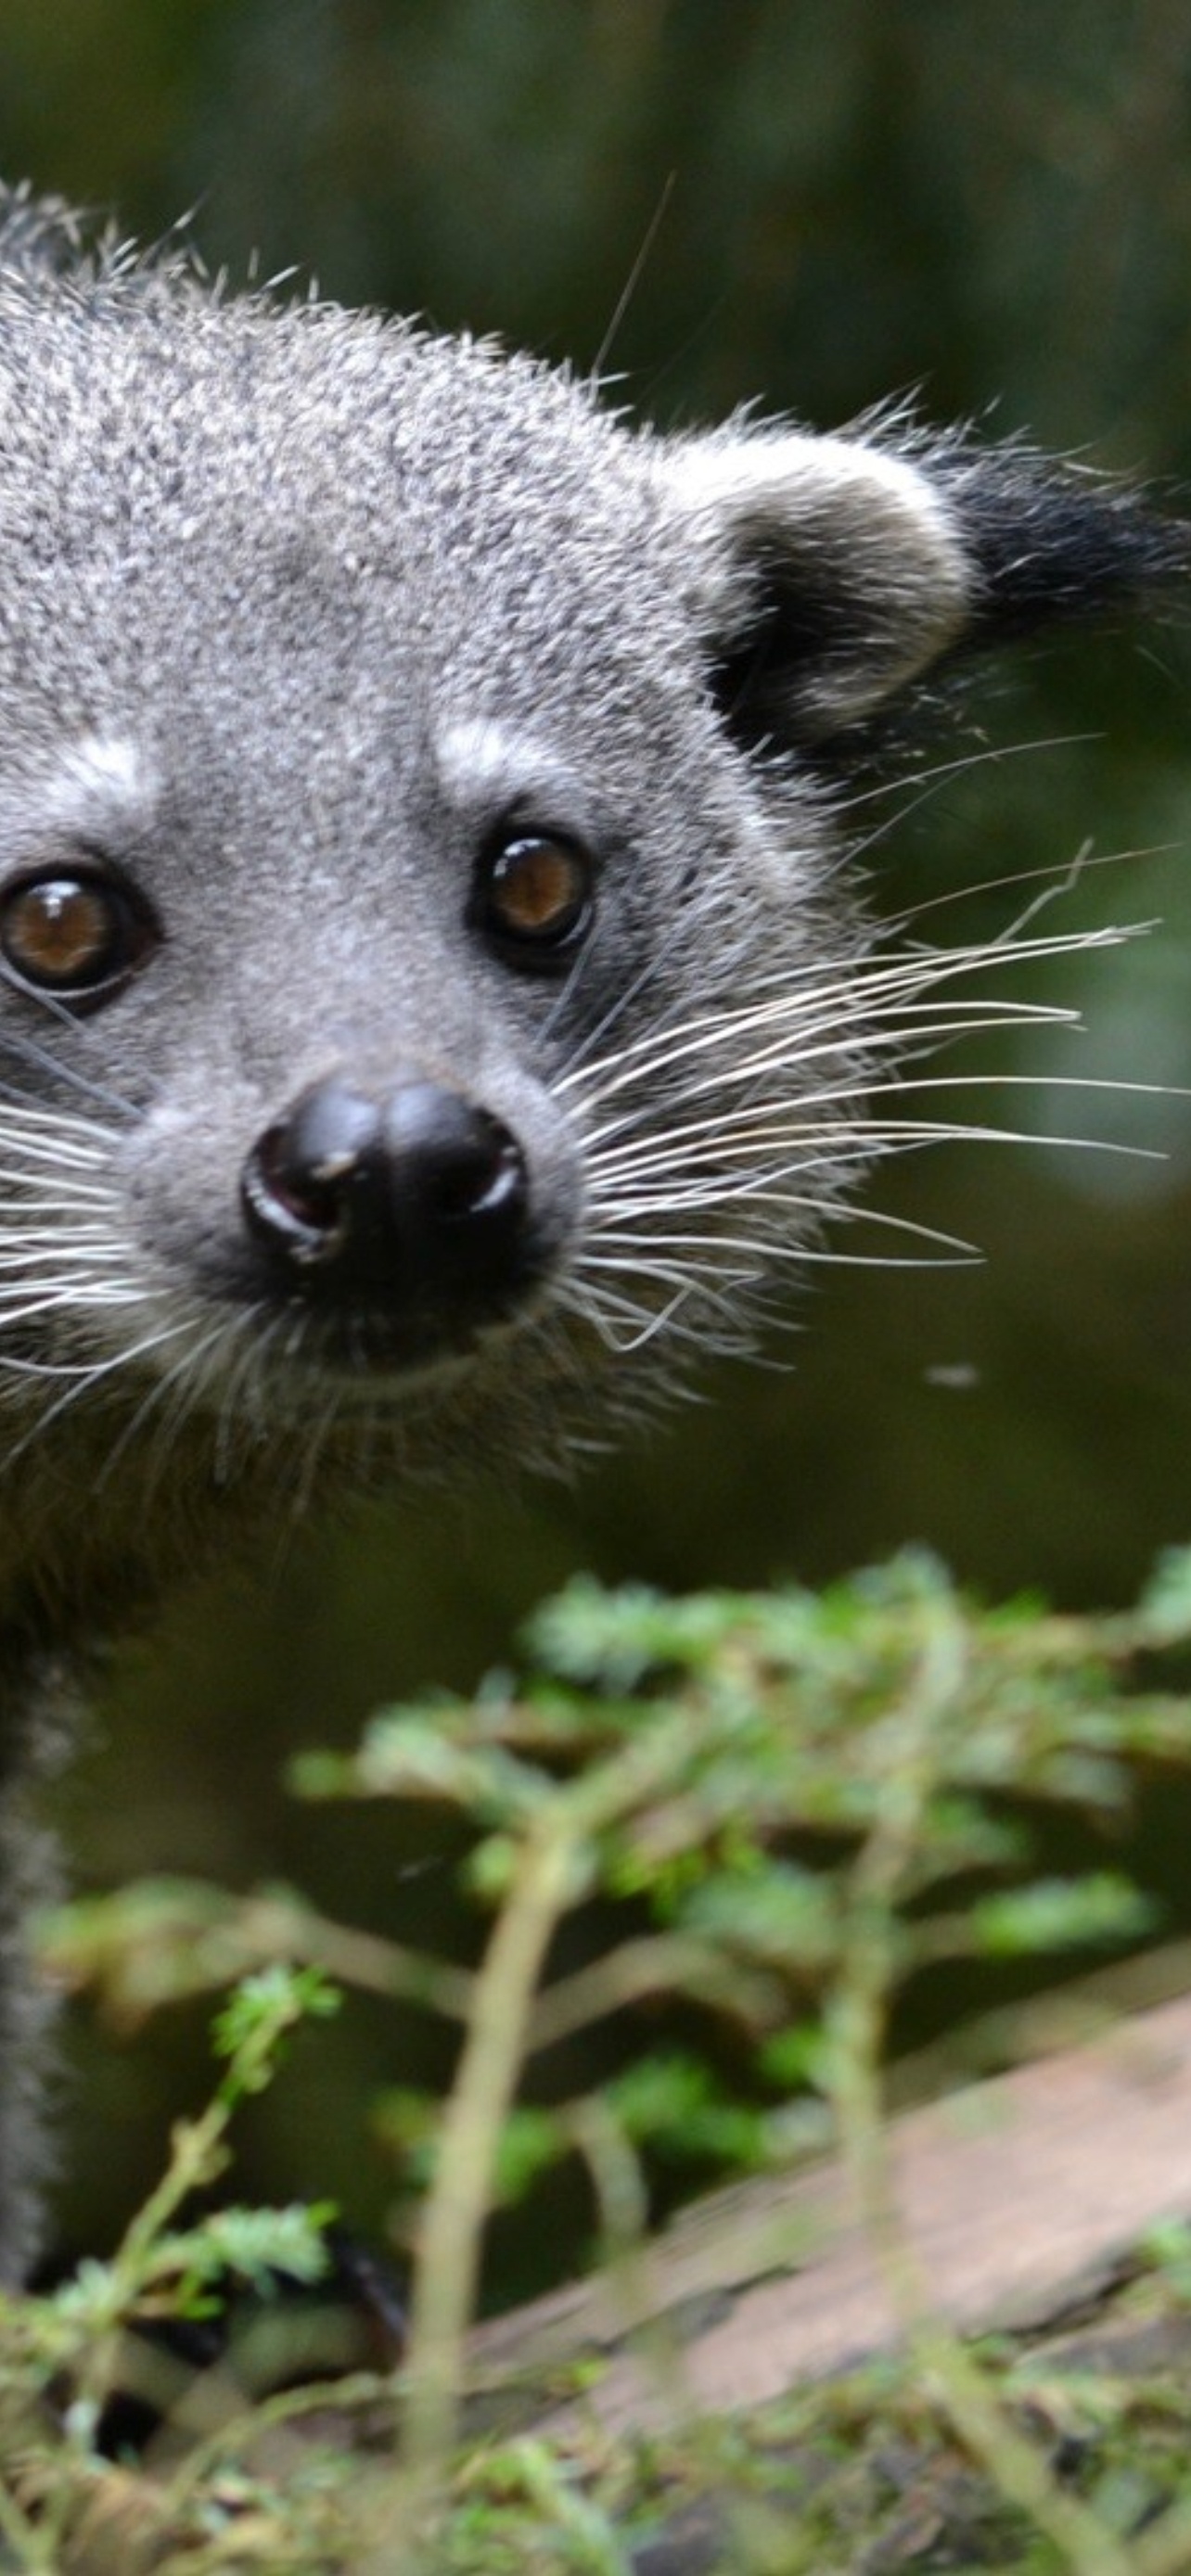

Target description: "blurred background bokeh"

left=4, top=0, right=1191, bottom=2276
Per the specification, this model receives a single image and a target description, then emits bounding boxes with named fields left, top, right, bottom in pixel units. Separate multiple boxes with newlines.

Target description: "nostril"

left=379, top=1085, right=523, bottom=1225
left=242, top=1080, right=382, bottom=1261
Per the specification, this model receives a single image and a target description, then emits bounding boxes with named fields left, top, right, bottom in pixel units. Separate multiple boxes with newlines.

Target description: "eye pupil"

left=482, top=835, right=592, bottom=954
left=5, top=881, right=111, bottom=982
left=0, top=870, right=156, bottom=1003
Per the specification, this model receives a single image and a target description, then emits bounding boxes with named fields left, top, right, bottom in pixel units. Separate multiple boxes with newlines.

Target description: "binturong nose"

left=240, top=1071, right=536, bottom=1334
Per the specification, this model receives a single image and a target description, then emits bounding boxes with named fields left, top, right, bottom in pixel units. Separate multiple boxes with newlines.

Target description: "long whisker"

left=549, top=879, right=1162, bottom=1376
left=0, top=853, right=1163, bottom=1486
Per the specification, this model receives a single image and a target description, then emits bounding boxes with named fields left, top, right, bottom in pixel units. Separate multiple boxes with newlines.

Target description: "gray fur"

left=0, top=183, right=1180, bottom=2275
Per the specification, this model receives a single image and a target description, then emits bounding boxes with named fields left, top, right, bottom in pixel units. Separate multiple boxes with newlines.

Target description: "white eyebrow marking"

left=52, top=732, right=153, bottom=818
left=0, top=732, right=160, bottom=868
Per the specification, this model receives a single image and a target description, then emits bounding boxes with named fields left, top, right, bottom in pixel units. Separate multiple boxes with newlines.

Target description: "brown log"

left=471, top=1989, right=1191, bottom=2438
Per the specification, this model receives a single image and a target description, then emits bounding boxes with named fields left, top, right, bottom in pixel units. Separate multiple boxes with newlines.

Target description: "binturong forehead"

left=0, top=293, right=696, bottom=772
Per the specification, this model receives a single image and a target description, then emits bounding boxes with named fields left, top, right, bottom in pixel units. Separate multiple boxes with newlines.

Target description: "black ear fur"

left=703, top=548, right=886, bottom=759
left=931, top=441, right=1189, bottom=651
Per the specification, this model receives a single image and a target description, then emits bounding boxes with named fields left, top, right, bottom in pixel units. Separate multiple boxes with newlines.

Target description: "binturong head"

left=0, top=186, right=1183, bottom=1647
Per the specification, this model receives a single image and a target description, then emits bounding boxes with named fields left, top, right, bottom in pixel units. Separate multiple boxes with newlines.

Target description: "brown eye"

left=0, top=872, right=156, bottom=1001
left=478, top=834, right=593, bottom=963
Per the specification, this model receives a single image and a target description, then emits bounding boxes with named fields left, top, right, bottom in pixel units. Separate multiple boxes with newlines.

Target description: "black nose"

left=240, top=1073, right=535, bottom=1333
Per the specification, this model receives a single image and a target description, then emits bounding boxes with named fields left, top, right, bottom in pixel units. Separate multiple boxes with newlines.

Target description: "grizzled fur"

left=0, top=182, right=1181, bottom=2274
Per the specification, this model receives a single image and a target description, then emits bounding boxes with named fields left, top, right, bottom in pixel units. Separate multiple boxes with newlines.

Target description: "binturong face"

left=0, top=214, right=1181, bottom=1617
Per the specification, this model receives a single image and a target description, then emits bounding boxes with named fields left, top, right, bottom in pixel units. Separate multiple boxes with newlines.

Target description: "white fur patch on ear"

left=662, top=428, right=975, bottom=731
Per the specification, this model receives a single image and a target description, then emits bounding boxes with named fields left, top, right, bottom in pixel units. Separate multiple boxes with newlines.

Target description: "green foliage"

left=1137, top=2217, right=1191, bottom=2310
left=967, top=1875, right=1156, bottom=1959
left=19, top=1550, right=1191, bottom=2563
left=602, top=2052, right=770, bottom=2170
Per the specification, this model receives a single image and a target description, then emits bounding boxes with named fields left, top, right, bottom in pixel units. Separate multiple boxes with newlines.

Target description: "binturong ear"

left=660, top=422, right=1186, bottom=752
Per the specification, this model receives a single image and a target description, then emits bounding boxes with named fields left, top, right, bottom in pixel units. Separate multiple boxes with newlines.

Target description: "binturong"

left=0, top=181, right=1184, bottom=2276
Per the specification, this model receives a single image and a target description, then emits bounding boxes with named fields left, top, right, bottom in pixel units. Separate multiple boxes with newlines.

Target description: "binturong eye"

left=0, top=870, right=159, bottom=1005
left=475, top=832, right=594, bottom=967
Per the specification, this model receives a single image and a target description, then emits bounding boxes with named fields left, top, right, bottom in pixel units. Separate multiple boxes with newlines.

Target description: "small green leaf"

left=1137, top=1547, right=1191, bottom=1646
left=968, top=1873, right=1156, bottom=1958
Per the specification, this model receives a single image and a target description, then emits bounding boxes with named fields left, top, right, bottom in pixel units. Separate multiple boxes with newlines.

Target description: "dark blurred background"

left=4, top=0, right=1191, bottom=2273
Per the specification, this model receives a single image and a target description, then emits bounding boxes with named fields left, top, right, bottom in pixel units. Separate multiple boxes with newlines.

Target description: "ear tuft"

left=660, top=420, right=1185, bottom=753
left=928, top=438, right=1188, bottom=646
